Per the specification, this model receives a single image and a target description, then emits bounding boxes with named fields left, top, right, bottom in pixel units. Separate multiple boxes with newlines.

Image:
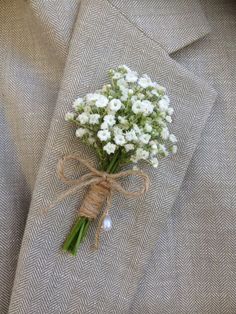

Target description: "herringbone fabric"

left=0, top=0, right=235, bottom=313
left=0, top=1, right=79, bottom=312
left=131, top=1, right=236, bottom=312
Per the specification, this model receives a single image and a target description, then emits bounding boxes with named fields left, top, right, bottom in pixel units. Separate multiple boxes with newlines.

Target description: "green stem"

left=62, top=216, right=85, bottom=252
left=106, top=150, right=120, bottom=173
left=62, top=151, right=121, bottom=255
left=71, top=220, right=85, bottom=255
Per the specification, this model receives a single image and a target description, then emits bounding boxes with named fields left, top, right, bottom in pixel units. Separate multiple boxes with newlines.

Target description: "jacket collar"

left=10, top=0, right=217, bottom=312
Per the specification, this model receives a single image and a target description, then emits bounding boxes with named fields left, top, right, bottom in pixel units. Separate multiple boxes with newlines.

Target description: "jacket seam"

left=105, top=0, right=170, bottom=55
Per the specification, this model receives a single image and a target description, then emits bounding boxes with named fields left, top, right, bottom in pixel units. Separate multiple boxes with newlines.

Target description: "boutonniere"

left=49, top=65, right=177, bottom=255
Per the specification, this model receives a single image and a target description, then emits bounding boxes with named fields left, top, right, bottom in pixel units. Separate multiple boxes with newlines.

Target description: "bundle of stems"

left=62, top=151, right=120, bottom=255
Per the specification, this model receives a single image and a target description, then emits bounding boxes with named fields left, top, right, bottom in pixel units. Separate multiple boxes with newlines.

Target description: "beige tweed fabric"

left=131, top=1, right=236, bottom=312
left=0, top=0, right=235, bottom=313
left=0, top=1, right=79, bottom=312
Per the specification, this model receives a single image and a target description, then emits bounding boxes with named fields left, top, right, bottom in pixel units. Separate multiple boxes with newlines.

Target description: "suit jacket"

left=0, top=0, right=235, bottom=313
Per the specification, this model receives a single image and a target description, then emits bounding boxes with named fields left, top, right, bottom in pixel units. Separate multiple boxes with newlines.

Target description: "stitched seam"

left=105, top=0, right=169, bottom=54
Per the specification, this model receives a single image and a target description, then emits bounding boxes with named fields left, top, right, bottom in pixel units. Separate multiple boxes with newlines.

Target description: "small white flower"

left=159, top=144, right=167, bottom=153
left=150, top=143, right=158, bottom=154
left=131, top=95, right=138, bottom=103
left=132, top=100, right=143, bottom=114
left=119, top=64, right=131, bottom=72
left=139, top=133, right=151, bottom=144
left=121, top=95, right=128, bottom=101
left=114, top=134, right=126, bottom=146
left=151, top=147, right=158, bottom=154
left=102, top=84, right=111, bottom=92
left=165, top=115, right=172, bottom=123
left=159, top=98, right=169, bottom=112
left=138, top=75, right=152, bottom=88
left=172, top=145, right=177, bottom=154
left=95, top=95, right=109, bottom=108
left=124, top=143, right=135, bottom=152
left=117, top=78, right=128, bottom=88
left=109, top=99, right=122, bottom=111
left=163, top=95, right=170, bottom=103
left=103, top=142, right=116, bottom=155
left=128, top=89, right=134, bottom=95
left=156, top=117, right=167, bottom=127
left=118, top=116, right=128, bottom=125
left=119, top=86, right=129, bottom=101
left=157, top=85, right=166, bottom=93
left=136, top=148, right=149, bottom=160
left=151, top=157, right=159, bottom=168
left=119, top=85, right=128, bottom=92
left=65, top=112, right=75, bottom=121
left=133, top=124, right=142, bottom=135
left=137, top=93, right=145, bottom=100
left=150, top=81, right=159, bottom=88
left=141, top=100, right=154, bottom=115
left=89, top=114, right=100, bottom=125
left=150, top=151, right=157, bottom=158
left=125, top=130, right=138, bottom=142
left=101, top=122, right=109, bottom=130
left=145, top=123, right=153, bottom=133
left=161, top=127, right=170, bottom=140
left=167, top=107, right=174, bottom=116
left=72, top=97, right=84, bottom=110
left=84, top=105, right=92, bottom=113
left=151, top=89, right=159, bottom=96
left=75, top=128, right=87, bottom=138
left=104, top=114, right=116, bottom=126
left=97, top=129, right=111, bottom=141
left=138, top=78, right=149, bottom=88
left=113, top=126, right=123, bottom=136
left=169, top=134, right=177, bottom=143
left=150, top=142, right=158, bottom=150
left=77, top=112, right=89, bottom=124
left=125, top=71, right=138, bottom=82
left=113, top=72, right=123, bottom=80
left=86, top=93, right=100, bottom=103
left=119, top=65, right=131, bottom=72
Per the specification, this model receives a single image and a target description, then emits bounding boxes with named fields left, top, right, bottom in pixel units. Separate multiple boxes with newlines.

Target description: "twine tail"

left=93, top=192, right=113, bottom=250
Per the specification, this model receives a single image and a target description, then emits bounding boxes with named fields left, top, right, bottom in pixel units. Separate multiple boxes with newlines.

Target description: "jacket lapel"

left=9, top=0, right=217, bottom=313
left=109, top=0, right=211, bottom=53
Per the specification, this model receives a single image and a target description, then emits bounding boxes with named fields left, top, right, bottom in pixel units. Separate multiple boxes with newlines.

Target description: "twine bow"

left=45, top=154, right=150, bottom=248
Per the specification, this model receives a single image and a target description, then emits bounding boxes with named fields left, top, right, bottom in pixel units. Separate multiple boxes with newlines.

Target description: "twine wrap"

left=79, top=181, right=111, bottom=220
left=47, top=154, right=150, bottom=248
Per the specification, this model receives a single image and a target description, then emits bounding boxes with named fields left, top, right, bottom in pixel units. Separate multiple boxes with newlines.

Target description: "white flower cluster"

left=65, top=65, right=177, bottom=168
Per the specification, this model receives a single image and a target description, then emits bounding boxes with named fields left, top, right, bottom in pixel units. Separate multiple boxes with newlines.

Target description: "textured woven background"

left=0, top=0, right=235, bottom=313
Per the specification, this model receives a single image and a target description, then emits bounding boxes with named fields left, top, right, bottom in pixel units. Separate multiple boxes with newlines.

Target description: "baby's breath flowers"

left=65, top=65, right=177, bottom=170
left=63, top=65, right=177, bottom=254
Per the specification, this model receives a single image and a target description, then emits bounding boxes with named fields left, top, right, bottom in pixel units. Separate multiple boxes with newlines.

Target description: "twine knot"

left=45, top=153, right=150, bottom=248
